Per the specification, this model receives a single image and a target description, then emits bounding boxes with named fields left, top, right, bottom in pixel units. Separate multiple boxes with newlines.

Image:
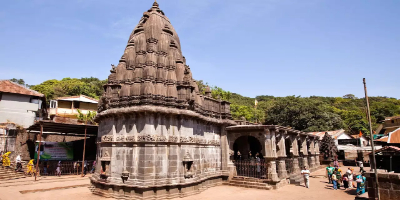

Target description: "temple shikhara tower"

left=90, top=2, right=321, bottom=199
left=90, top=2, right=235, bottom=198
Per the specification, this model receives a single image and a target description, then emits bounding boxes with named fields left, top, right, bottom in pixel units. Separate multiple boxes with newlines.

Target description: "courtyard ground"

left=0, top=166, right=368, bottom=200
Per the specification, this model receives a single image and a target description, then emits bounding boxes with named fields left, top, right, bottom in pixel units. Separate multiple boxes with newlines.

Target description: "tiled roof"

left=0, top=80, right=43, bottom=97
left=388, top=128, right=400, bottom=144
left=308, top=129, right=346, bottom=140
left=374, top=146, right=400, bottom=154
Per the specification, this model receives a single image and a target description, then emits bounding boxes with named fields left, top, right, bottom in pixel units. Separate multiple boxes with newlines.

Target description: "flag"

left=359, top=130, right=362, bottom=137
left=255, top=99, right=258, bottom=106
left=373, top=130, right=376, bottom=134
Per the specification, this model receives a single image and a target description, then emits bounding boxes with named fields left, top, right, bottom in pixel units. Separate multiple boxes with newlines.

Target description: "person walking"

left=56, top=161, right=62, bottom=176
left=91, top=161, right=96, bottom=173
left=335, top=167, right=342, bottom=189
left=332, top=173, right=338, bottom=190
left=301, top=166, right=311, bottom=188
left=326, top=164, right=335, bottom=183
left=15, top=154, right=22, bottom=171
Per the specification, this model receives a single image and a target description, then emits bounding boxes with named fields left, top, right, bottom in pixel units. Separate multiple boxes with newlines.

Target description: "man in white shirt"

left=358, top=161, right=364, bottom=172
left=301, top=166, right=311, bottom=188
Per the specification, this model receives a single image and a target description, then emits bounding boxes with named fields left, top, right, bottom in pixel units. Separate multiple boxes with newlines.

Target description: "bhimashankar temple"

left=90, top=2, right=321, bottom=199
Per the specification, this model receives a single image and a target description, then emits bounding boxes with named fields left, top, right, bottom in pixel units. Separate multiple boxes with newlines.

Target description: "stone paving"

left=0, top=166, right=368, bottom=200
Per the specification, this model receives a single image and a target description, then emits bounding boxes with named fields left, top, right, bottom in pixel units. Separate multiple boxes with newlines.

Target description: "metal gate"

left=234, top=159, right=269, bottom=179
left=285, top=158, right=294, bottom=175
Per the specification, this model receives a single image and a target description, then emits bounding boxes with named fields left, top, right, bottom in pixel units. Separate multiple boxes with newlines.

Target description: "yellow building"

left=49, top=95, right=98, bottom=119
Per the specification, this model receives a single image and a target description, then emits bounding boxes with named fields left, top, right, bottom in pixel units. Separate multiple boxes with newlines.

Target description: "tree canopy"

left=22, top=77, right=400, bottom=135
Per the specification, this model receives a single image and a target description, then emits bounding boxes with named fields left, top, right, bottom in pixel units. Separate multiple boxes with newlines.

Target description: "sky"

left=0, top=0, right=399, bottom=99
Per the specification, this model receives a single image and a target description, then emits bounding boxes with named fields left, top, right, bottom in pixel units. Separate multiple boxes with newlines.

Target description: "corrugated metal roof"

left=308, top=129, right=346, bottom=140
left=376, top=136, right=388, bottom=142
left=0, top=80, right=43, bottom=97
left=56, top=95, right=98, bottom=104
left=388, top=127, right=400, bottom=144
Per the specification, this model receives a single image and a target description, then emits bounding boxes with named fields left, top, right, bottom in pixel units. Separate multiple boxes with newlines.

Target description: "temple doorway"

left=233, top=135, right=263, bottom=160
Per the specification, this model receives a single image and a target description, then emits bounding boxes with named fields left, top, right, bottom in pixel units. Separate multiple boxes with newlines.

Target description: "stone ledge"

left=95, top=105, right=236, bottom=125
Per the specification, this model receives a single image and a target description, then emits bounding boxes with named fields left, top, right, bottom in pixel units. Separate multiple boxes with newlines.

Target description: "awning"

left=27, top=120, right=98, bottom=136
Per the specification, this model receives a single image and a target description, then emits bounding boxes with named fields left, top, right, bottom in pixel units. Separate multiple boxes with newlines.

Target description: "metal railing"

left=37, top=161, right=95, bottom=176
left=233, top=159, right=269, bottom=179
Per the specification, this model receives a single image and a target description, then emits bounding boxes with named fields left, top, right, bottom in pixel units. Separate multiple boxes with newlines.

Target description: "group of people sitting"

left=326, top=164, right=366, bottom=195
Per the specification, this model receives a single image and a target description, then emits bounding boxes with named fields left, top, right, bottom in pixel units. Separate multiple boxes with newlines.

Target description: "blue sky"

left=0, top=0, right=399, bottom=99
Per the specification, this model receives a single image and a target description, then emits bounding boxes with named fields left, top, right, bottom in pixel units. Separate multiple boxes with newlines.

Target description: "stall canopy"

left=27, top=120, right=98, bottom=137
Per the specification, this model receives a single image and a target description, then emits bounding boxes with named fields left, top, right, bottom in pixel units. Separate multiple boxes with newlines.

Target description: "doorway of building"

left=233, top=135, right=263, bottom=160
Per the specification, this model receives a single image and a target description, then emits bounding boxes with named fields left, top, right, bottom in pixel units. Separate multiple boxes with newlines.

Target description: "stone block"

left=380, top=181, right=392, bottom=190
left=389, top=190, right=400, bottom=200
left=379, top=189, right=390, bottom=200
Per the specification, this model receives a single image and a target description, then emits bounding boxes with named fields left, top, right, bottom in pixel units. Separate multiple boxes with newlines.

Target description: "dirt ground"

left=0, top=166, right=368, bottom=200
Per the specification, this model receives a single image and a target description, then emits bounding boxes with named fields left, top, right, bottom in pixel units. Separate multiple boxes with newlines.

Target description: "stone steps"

left=225, top=176, right=273, bottom=190
left=0, top=166, right=26, bottom=180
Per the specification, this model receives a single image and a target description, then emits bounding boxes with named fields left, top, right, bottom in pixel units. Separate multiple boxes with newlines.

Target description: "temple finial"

left=153, top=0, right=159, bottom=8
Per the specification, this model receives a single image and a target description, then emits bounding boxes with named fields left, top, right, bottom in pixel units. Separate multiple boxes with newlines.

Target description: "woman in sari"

left=356, top=174, right=366, bottom=195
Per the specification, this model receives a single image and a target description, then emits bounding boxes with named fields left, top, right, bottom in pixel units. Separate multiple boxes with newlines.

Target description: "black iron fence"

left=36, top=161, right=95, bottom=176
left=233, top=159, right=269, bottom=179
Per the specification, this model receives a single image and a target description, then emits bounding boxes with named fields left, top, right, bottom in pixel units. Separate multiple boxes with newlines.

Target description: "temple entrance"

left=232, top=136, right=268, bottom=179
left=233, top=136, right=263, bottom=159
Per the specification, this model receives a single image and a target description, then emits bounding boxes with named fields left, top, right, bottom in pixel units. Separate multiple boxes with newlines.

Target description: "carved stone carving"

left=126, top=136, right=135, bottom=142
left=102, top=135, right=113, bottom=142
left=137, top=134, right=157, bottom=142
left=168, top=136, right=178, bottom=143
left=116, top=136, right=125, bottom=142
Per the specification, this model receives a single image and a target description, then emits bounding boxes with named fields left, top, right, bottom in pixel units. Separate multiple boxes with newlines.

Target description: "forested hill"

left=15, top=77, right=400, bottom=135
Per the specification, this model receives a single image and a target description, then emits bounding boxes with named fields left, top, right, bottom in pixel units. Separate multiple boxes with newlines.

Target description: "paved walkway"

left=0, top=166, right=368, bottom=200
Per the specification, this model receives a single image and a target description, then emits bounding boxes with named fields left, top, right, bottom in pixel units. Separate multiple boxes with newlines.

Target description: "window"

left=73, top=101, right=80, bottom=109
left=49, top=100, right=57, bottom=108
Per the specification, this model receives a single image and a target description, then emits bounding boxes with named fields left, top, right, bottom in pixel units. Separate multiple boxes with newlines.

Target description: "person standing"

left=358, top=161, right=364, bottom=172
left=326, top=164, right=335, bottom=183
left=301, top=166, right=311, bottom=188
left=343, top=174, right=349, bottom=190
left=347, top=168, right=354, bottom=189
left=332, top=173, right=338, bottom=190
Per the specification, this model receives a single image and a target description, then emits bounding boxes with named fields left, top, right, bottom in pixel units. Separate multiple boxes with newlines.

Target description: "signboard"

left=338, top=139, right=360, bottom=146
left=34, top=142, right=73, bottom=160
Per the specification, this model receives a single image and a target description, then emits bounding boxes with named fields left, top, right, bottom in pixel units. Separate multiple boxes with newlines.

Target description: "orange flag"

left=359, top=130, right=362, bottom=137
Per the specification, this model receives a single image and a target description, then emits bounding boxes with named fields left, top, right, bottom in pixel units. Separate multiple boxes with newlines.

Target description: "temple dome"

left=98, top=2, right=231, bottom=121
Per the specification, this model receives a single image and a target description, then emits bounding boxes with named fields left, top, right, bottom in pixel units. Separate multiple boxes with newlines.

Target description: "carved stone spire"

left=98, top=2, right=231, bottom=120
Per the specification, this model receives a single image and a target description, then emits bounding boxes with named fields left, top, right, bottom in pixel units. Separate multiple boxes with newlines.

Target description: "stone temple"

left=90, top=2, right=321, bottom=199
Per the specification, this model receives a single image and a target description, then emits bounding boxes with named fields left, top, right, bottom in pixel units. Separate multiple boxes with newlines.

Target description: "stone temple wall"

left=90, top=113, right=226, bottom=199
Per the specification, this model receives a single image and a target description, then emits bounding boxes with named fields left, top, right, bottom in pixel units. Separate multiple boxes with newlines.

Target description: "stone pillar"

left=314, top=140, right=320, bottom=168
left=302, top=157, right=308, bottom=169
left=310, top=156, right=316, bottom=170
left=292, top=157, right=300, bottom=174
left=277, top=159, right=287, bottom=179
left=264, top=128, right=279, bottom=182
left=221, top=126, right=235, bottom=180
left=276, top=130, right=287, bottom=179
left=291, top=135, right=300, bottom=174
